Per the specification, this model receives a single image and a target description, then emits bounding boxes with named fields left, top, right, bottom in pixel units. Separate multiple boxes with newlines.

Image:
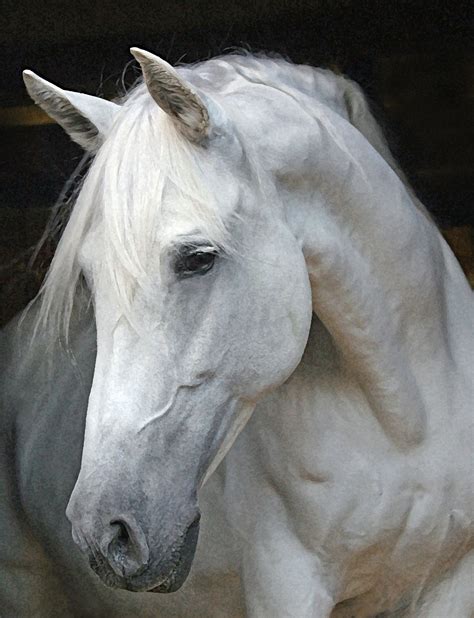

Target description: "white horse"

left=1, top=48, right=473, bottom=617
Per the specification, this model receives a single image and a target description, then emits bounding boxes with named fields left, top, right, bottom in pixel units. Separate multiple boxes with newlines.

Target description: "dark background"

left=1, top=0, right=473, bottom=326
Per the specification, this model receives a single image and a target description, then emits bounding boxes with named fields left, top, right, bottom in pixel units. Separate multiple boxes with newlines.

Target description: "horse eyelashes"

left=174, top=246, right=218, bottom=278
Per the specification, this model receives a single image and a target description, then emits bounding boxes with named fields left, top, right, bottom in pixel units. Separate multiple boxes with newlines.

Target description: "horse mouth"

left=88, top=515, right=201, bottom=593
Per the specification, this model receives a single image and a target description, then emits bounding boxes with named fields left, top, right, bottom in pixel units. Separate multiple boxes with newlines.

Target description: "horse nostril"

left=111, top=519, right=130, bottom=546
left=106, top=517, right=149, bottom=579
left=108, top=520, right=131, bottom=568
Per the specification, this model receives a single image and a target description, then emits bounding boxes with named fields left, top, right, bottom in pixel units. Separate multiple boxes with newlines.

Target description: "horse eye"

left=176, top=248, right=217, bottom=277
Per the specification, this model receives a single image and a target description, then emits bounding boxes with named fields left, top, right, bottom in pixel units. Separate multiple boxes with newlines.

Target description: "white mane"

left=33, top=53, right=406, bottom=338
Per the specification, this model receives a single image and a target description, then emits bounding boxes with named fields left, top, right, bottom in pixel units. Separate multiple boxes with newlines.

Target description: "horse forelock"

left=33, top=83, right=234, bottom=340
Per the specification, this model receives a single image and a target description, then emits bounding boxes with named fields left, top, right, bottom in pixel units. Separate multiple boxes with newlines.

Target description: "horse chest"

left=220, top=364, right=473, bottom=613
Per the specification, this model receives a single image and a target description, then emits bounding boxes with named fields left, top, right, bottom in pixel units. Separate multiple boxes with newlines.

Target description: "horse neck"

left=285, top=113, right=472, bottom=449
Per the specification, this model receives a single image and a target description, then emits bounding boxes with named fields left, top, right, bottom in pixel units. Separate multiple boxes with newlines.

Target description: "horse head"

left=24, top=49, right=313, bottom=592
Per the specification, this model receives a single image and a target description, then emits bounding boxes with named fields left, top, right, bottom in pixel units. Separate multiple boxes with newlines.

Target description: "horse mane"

left=30, top=52, right=411, bottom=340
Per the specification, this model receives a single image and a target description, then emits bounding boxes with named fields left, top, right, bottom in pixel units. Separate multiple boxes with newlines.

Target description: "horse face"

left=66, top=169, right=312, bottom=592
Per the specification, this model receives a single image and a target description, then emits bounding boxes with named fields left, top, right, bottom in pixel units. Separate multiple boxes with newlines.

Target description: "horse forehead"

left=156, top=177, right=244, bottom=237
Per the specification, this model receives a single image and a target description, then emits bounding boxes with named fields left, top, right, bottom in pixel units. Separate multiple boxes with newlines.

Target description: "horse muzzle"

left=71, top=510, right=201, bottom=593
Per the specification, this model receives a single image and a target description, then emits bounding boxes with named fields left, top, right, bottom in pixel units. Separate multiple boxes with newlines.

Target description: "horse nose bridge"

left=67, top=458, right=142, bottom=515
left=105, top=321, right=173, bottom=374
left=88, top=353, right=178, bottom=429
left=93, top=322, right=157, bottom=376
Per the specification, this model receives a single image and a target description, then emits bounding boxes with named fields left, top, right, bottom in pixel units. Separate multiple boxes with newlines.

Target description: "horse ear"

left=130, top=47, right=209, bottom=144
left=23, top=70, right=120, bottom=152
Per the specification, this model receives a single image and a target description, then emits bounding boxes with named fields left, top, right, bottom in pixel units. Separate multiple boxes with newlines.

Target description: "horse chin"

left=88, top=516, right=200, bottom=594
left=148, top=572, right=188, bottom=594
